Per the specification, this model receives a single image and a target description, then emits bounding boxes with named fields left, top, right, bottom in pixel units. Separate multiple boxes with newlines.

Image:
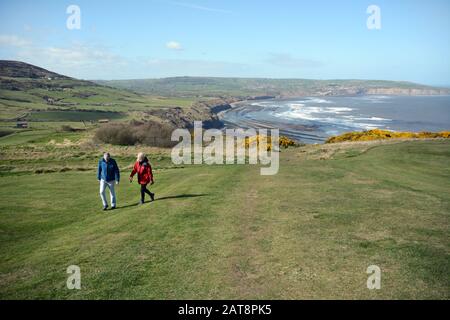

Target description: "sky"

left=0, top=0, right=449, bottom=85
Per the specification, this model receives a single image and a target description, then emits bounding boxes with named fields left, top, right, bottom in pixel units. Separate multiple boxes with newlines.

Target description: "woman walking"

left=129, top=153, right=155, bottom=204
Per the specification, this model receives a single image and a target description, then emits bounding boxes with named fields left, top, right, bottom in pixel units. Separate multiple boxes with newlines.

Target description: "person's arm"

left=129, top=162, right=137, bottom=181
left=97, top=160, right=102, bottom=181
left=149, top=163, right=154, bottom=184
left=114, top=160, right=120, bottom=183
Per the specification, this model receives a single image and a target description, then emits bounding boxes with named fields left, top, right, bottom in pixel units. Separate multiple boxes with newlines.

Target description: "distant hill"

left=1, top=60, right=448, bottom=129
left=0, top=60, right=72, bottom=80
left=95, top=77, right=450, bottom=98
left=0, top=60, right=100, bottom=92
left=0, top=60, right=157, bottom=121
left=0, top=61, right=213, bottom=127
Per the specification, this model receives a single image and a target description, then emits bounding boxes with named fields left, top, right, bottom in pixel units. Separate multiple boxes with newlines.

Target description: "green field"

left=26, top=111, right=125, bottom=122
left=0, top=64, right=196, bottom=126
left=0, top=72, right=197, bottom=148
left=0, top=139, right=449, bottom=299
left=0, top=86, right=194, bottom=121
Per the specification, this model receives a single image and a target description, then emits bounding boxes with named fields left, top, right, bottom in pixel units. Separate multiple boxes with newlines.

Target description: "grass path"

left=0, top=140, right=449, bottom=299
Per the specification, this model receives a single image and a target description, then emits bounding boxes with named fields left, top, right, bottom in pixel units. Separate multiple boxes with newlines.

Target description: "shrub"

left=134, top=121, right=176, bottom=148
left=416, top=131, right=439, bottom=139
left=326, top=129, right=450, bottom=143
left=95, top=123, right=136, bottom=145
left=0, top=130, right=13, bottom=138
left=243, top=135, right=297, bottom=151
left=61, top=125, right=76, bottom=132
left=279, top=136, right=297, bottom=148
left=95, top=120, right=176, bottom=147
left=439, top=131, right=450, bottom=138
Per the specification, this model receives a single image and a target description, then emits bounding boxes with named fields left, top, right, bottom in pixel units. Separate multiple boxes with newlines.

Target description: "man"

left=97, top=152, right=120, bottom=210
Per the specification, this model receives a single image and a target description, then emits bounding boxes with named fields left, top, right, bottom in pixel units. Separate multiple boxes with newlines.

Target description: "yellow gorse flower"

left=326, top=129, right=450, bottom=143
left=243, top=135, right=297, bottom=151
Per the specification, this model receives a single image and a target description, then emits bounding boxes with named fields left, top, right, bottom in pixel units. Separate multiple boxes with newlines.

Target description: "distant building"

left=16, top=121, right=28, bottom=128
left=98, top=119, right=109, bottom=123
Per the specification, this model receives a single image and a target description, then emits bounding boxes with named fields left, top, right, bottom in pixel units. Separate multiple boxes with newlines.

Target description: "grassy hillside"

left=0, top=139, right=448, bottom=299
left=96, top=77, right=450, bottom=98
left=0, top=61, right=194, bottom=122
left=0, top=61, right=449, bottom=299
left=0, top=61, right=211, bottom=145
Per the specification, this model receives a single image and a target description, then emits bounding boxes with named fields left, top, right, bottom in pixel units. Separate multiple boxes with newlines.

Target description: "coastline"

left=214, top=94, right=450, bottom=144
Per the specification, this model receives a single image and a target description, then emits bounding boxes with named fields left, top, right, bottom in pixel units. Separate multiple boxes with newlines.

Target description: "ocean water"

left=219, top=95, right=450, bottom=143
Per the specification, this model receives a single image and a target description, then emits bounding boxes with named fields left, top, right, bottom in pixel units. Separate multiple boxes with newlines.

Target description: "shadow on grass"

left=118, top=194, right=209, bottom=209
left=156, top=194, right=209, bottom=201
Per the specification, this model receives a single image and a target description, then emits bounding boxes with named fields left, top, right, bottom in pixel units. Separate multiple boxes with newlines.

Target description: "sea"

left=219, top=95, right=450, bottom=143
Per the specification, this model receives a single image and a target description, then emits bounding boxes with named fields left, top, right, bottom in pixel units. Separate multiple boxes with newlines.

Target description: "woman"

left=129, top=152, right=155, bottom=204
left=97, top=152, right=120, bottom=211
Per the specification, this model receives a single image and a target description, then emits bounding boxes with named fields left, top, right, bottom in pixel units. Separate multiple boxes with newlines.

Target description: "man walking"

left=97, top=152, right=120, bottom=210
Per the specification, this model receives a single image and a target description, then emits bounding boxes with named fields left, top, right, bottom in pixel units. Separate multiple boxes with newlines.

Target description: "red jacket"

left=130, top=159, right=153, bottom=185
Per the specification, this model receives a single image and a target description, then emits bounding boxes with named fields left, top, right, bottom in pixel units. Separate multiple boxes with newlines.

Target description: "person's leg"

left=99, top=180, right=108, bottom=208
left=107, top=181, right=116, bottom=208
left=140, top=184, right=146, bottom=203
left=142, top=184, right=154, bottom=202
left=145, top=186, right=155, bottom=201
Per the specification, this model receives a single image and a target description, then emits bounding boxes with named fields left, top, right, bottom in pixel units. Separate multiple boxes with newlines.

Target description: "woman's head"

left=137, top=152, right=146, bottom=162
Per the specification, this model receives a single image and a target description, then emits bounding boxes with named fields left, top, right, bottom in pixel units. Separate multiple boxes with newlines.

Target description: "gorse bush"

left=95, top=120, right=176, bottom=147
left=326, top=129, right=450, bottom=143
left=279, top=136, right=297, bottom=148
left=243, top=135, right=297, bottom=151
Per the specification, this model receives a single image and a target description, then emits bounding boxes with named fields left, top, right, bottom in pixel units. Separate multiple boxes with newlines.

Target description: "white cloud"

left=166, top=41, right=183, bottom=50
left=12, top=43, right=127, bottom=79
left=0, top=36, right=318, bottom=79
left=18, top=44, right=121, bottom=66
left=0, top=35, right=31, bottom=47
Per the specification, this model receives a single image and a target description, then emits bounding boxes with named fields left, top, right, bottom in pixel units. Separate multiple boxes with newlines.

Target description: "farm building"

left=16, top=121, right=28, bottom=128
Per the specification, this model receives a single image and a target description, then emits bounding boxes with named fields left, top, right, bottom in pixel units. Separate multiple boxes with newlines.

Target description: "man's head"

left=103, top=152, right=110, bottom=162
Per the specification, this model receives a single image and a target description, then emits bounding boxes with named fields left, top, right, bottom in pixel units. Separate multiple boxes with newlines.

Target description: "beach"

left=219, top=95, right=450, bottom=143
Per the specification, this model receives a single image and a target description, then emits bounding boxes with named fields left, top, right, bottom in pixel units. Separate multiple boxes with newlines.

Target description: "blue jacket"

left=97, top=158, right=120, bottom=182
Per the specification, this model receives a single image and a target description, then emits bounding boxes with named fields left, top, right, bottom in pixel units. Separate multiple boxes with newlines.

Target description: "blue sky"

left=0, top=0, right=449, bottom=85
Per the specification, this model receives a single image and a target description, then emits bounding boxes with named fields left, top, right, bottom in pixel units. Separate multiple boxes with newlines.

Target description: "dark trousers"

left=140, top=184, right=153, bottom=202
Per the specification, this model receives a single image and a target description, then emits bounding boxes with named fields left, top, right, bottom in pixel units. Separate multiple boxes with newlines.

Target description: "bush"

left=95, top=120, right=176, bottom=147
left=61, top=125, right=76, bottom=132
left=0, top=130, right=13, bottom=138
left=95, top=123, right=135, bottom=145
left=243, top=135, right=298, bottom=151
left=134, top=121, right=176, bottom=148
left=440, top=131, right=450, bottom=138
left=326, top=129, right=450, bottom=143
left=279, top=136, right=297, bottom=148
